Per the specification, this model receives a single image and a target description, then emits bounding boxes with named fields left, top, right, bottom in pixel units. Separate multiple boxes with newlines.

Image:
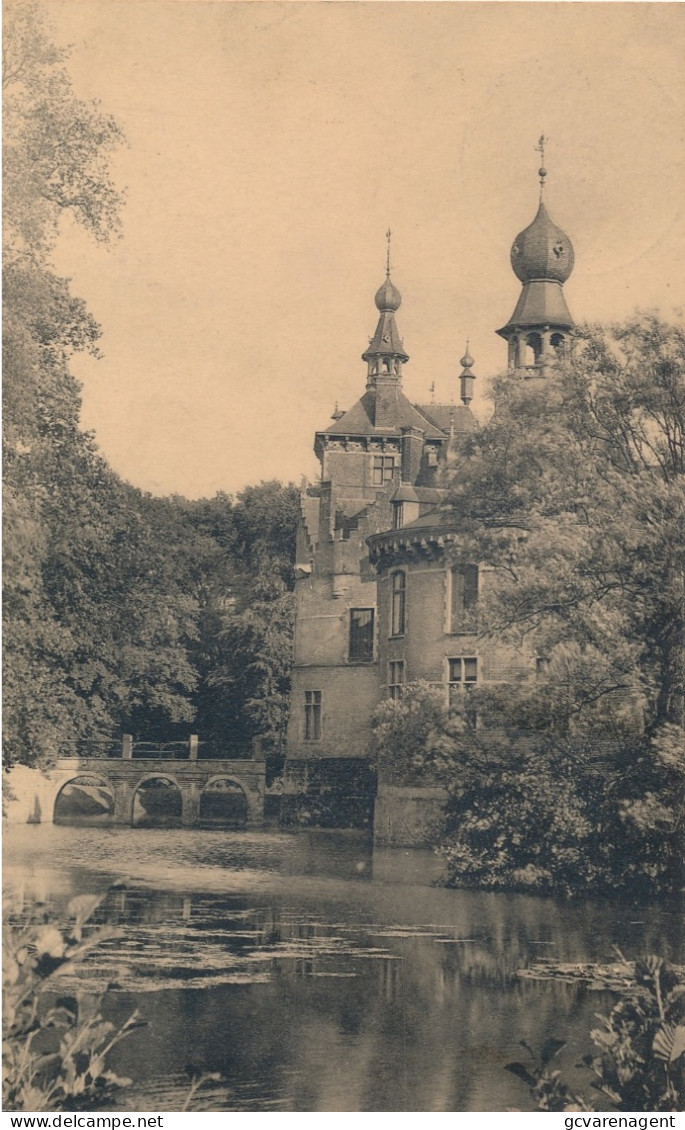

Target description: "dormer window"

left=393, top=502, right=404, bottom=529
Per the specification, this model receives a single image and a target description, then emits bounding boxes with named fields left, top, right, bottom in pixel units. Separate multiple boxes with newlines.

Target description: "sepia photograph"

left=3, top=0, right=684, bottom=1116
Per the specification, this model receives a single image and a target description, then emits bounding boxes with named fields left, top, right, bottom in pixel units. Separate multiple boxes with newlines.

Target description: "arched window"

left=390, top=571, right=406, bottom=637
left=524, top=332, right=542, bottom=367
left=550, top=332, right=565, bottom=357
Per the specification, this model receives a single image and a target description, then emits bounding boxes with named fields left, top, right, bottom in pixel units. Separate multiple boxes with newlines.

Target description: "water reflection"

left=4, top=825, right=683, bottom=1112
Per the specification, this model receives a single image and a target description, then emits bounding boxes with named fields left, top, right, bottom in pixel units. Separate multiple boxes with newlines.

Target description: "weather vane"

left=385, top=228, right=392, bottom=277
left=535, top=134, right=548, bottom=194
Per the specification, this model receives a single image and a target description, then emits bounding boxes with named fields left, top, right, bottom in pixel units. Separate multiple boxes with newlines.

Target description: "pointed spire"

left=459, top=341, right=476, bottom=406
left=385, top=227, right=392, bottom=277
left=535, top=134, right=548, bottom=198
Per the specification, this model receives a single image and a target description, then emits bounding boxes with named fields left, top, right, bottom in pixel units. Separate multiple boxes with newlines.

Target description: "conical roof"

left=362, top=273, right=409, bottom=363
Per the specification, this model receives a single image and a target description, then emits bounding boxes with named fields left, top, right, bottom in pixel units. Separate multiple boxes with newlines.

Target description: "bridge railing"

left=58, top=735, right=267, bottom=761
left=57, top=739, right=123, bottom=760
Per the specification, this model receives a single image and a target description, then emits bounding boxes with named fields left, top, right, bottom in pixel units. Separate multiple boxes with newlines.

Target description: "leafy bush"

left=507, top=957, right=685, bottom=1111
left=3, top=893, right=143, bottom=1111
left=369, top=684, right=683, bottom=896
left=368, top=681, right=467, bottom=786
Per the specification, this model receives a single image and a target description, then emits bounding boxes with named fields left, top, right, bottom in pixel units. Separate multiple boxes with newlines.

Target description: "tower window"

left=525, top=332, right=542, bottom=367
left=449, top=566, right=478, bottom=632
left=388, top=660, right=405, bottom=700
left=349, top=608, right=374, bottom=661
left=372, top=456, right=395, bottom=486
left=448, top=657, right=478, bottom=705
left=304, top=691, right=322, bottom=741
left=390, top=571, right=406, bottom=636
left=393, top=502, right=404, bottom=529
left=550, top=332, right=565, bottom=357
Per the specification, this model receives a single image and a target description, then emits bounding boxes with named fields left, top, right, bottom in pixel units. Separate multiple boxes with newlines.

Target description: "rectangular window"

left=372, top=455, right=395, bottom=486
left=393, top=501, right=404, bottom=529
left=449, top=565, right=478, bottom=632
left=388, top=660, right=405, bottom=700
left=448, top=657, right=478, bottom=705
left=536, top=656, right=550, bottom=681
left=304, top=690, right=322, bottom=741
left=349, top=608, right=374, bottom=661
left=390, top=571, right=406, bottom=636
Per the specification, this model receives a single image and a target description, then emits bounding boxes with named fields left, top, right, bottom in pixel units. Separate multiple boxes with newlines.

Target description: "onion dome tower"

left=497, top=138, right=575, bottom=372
left=362, top=229, right=409, bottom=388
left=459, top=343, right=476, bottom=405
left=360, top=230, right=410, bottom=428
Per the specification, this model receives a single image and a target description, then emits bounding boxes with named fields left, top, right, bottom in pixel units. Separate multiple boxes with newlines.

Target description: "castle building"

left=283, top=162, right=576, bottom=840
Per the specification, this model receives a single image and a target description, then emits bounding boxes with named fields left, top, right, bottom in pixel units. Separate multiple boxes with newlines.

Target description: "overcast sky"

left=49, top=1, right=684, bottom=500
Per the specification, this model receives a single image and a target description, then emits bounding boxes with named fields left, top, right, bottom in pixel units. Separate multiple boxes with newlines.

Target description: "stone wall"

left=373, top=783, right=449, bottom=847
left=280, top=757, right=377, bottom=828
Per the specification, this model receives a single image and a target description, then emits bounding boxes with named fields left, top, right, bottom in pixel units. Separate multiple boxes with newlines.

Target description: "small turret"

left=459, top=343, right=476, bottom=406
left=362, top=230, right=409, bottom=388
left=497, top=137, right=575, bottom=373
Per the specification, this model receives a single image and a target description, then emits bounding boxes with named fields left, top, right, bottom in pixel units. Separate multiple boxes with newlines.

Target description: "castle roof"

left=415, top=403, right=476, bottom=434
left=497, top=279, right=574, bottom=335
left=366, top=504, right=464, bottom=564
left=321, top=389, right=448, bottom=440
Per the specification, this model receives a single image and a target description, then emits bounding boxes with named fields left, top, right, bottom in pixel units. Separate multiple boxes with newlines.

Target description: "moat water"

left=4, top=825, right=683, bottom=1112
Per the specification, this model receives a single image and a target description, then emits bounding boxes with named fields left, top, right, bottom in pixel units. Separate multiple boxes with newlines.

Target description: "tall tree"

left=443, top=315, right=685, bottom=735
left=2, top=3, right=201, bottom=766
left=186, top=483, right=299, bottom=751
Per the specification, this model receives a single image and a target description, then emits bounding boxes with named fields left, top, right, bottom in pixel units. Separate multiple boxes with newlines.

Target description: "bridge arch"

left=132, top=774, right=183, bottom=827
left=4, top=757, right=266, bottom=827
left=54, top=774, right=115, bottom=825
left=199, top=776, right=250, bottom=827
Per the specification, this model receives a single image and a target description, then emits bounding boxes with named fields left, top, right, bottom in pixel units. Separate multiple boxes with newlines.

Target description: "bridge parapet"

left=55, top=735, right=266, bottom=761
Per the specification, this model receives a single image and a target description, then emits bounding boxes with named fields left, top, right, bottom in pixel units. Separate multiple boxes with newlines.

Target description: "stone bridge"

left=5, top=756, right=266, bottom=827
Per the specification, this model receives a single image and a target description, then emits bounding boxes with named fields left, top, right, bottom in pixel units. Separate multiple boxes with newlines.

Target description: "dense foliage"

left=428, top=316, right=684, bottom=896
left=370, top=325, right=685, bottom=892
left=370, top=683, right=683, bottom=896
left=446, top=316, right=684, bottom=734
left=3, top=3, right=298, bottom=770
left=507, top=957, right=685, bottom=1112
